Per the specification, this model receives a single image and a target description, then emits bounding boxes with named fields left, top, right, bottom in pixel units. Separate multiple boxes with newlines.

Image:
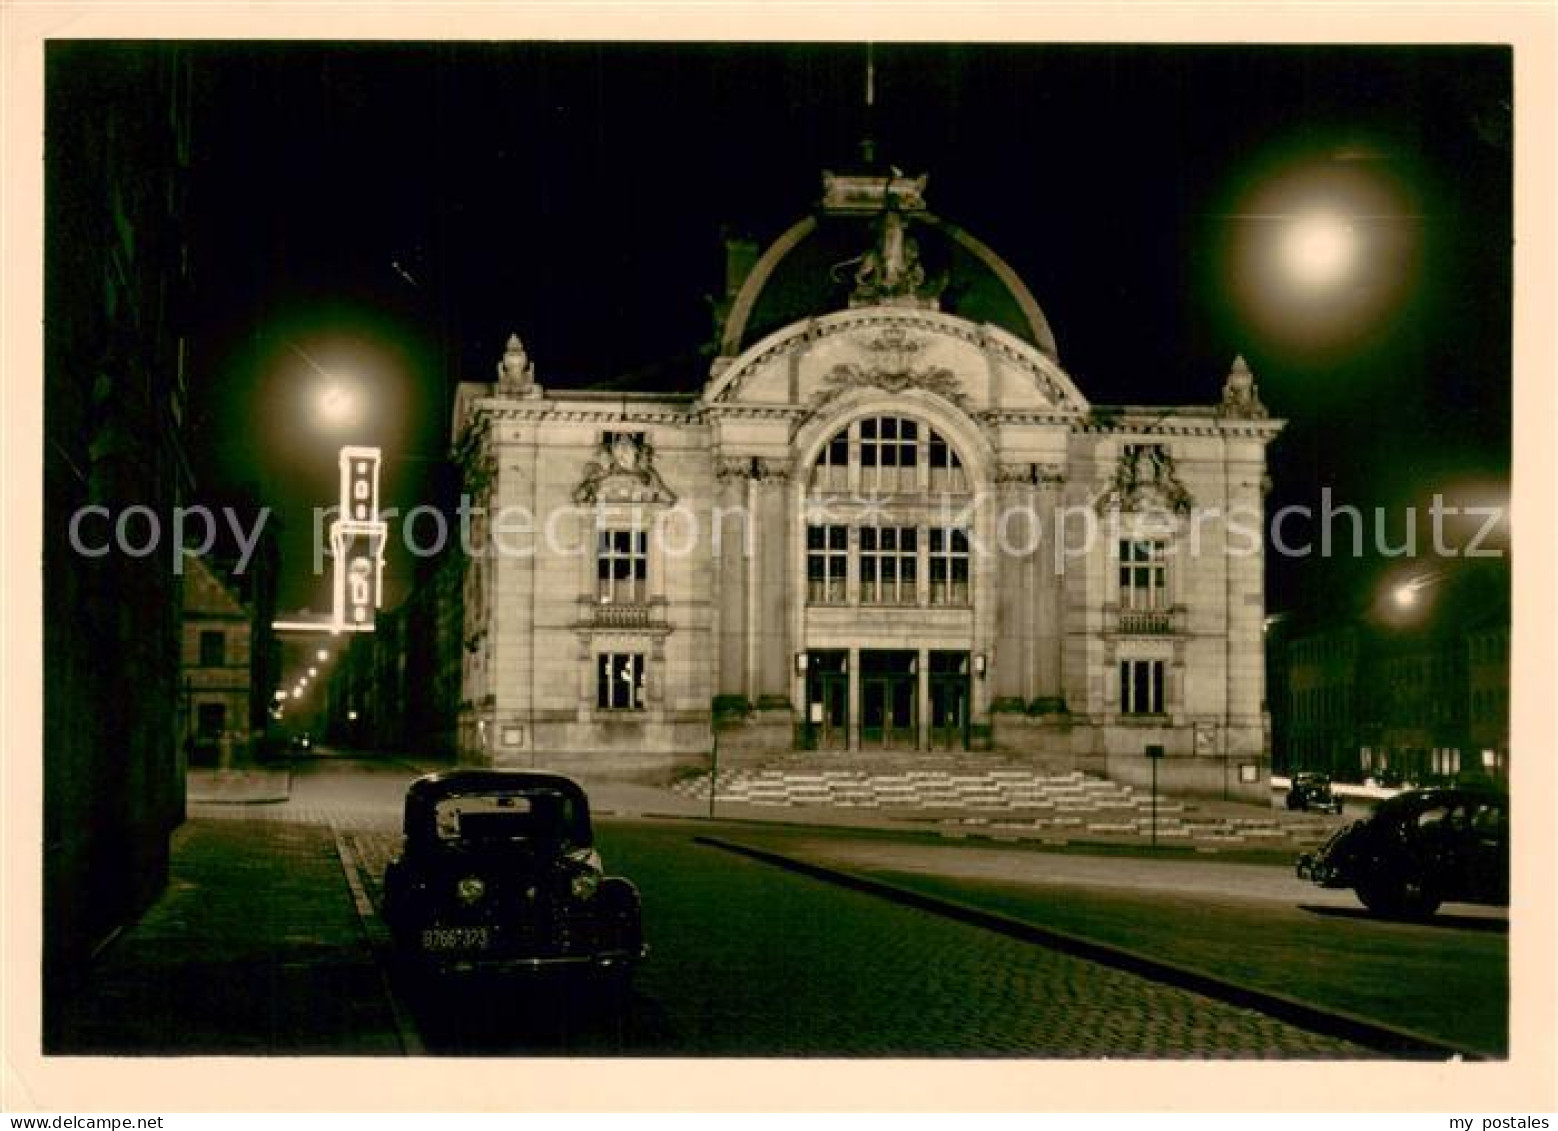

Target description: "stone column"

left=993, top=463, right=1038, bottom=708
left=1035, top=465, right=1067, bottom=706
left=917, top=646, right=931, bottom=751
left=714, top=459, right=751, bottom=699
left=752, top=459, right=792, bottom=706
left=848, top=646, right=861, bottom=752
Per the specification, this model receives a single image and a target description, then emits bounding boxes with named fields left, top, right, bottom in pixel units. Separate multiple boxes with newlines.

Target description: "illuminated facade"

left=451, top=169, right=1283, bottom=797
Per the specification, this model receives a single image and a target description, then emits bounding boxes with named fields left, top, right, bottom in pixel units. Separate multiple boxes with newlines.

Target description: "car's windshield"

left=433, top=790, right=578, bottom=846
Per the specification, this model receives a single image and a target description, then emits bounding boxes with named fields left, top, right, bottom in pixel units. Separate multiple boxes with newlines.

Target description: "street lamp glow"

left=1282, top=210, right=1356, bottom=290
left=315, top=381, right=360, bottom=429
left=308, top=667, right=318, bottom=677
left=1393, top=584, right=1419, bottom=609
left=316, top=649, right=330, bottom=662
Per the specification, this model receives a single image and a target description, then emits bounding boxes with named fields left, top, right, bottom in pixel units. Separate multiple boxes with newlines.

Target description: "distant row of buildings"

left=1267, top=563, right=1510, bottom=784
left=321, top=553, right=463, bottom=758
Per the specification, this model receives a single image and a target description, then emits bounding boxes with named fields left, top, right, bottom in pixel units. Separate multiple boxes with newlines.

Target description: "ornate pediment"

left=1098, top=443, right=1193, bottom=515
left=573, top=433, right=676, bottom=505
left=799, top=322, right=974, bottom=416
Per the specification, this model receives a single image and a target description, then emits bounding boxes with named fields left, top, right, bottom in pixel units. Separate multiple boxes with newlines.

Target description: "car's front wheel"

left=1356, top=870, right=1441, bottom=918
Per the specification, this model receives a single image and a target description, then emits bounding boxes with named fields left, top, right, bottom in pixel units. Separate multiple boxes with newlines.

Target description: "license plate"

left=421, top=926, right=492, bottom=952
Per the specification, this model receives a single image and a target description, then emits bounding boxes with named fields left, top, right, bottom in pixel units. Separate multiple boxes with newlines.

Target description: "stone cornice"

left=467, top=400, right=702, bottom=427
left=705, top=307, right=1089, bottom=413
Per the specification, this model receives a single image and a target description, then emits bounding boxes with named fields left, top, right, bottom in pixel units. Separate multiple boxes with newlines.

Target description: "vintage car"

left=1285, top=771, right=1343, bottom=813
left=1296, top=785, right=1508, bottom=917
left=382, top=770, right=646, bottom=979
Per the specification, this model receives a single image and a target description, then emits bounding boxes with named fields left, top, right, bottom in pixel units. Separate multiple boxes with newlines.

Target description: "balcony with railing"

left=591, top=602, right=652, bottom=629
left=1116, top=607, right=1176, bottom=636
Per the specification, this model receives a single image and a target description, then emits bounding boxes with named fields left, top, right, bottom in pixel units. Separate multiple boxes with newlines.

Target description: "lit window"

left=596, top=653, right=645, bottom=711
left=928, top=433, right=967, bottom=493
left=810, top=431, right=851, bottom=492
left=806, top=525, right=848, bottom=604
left=929, top=528, right=970, bottom=605
left=810, top=417, right=967, bottom=496
left=859, top=526, right=918, bottom=605
left=596, top=529, right=647, bottom=604
left=1119, top=540, right=1168, bottom=610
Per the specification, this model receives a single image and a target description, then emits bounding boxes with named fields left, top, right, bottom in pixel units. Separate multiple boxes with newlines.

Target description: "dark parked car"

left=383, top=770, right=646, bottom=980
left=1296, top=786, right=1508, bottom=917
left=1285, top=771, right=1343, bottom=813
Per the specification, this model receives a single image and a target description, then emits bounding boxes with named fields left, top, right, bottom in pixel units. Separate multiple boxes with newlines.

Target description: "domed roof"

left=718, top=171, right=1059, bottom=362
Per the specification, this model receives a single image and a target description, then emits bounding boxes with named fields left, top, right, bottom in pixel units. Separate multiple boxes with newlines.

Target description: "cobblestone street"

left=59, top=755, right=1505, bottom=1058
left=341, top=812, right=1367, bottom=1057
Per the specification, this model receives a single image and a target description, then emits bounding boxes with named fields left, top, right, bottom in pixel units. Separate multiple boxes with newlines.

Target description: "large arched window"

left=808, top=415, right=968, bottom=495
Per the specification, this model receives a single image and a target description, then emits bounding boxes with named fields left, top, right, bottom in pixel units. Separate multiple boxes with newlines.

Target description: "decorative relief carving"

left=996, top=462, right=1066, bottom=488
left=810, top=362, right=967, bottom=411
left=750, top=457, right=791, bottom=483
left=711, top=308, right=1085, bottom=414
left=573, top=432, right=676, bottom=505
left=453, top=417, right=497, bottom=499
left=714, top=456, right=757, bottom=482
left=1098, top=443, right=1193, bottom=515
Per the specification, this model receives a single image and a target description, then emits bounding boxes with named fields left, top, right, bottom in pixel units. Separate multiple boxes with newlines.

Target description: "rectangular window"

left=596, top=653, right=645, bottom=711
left=859, top=526, right=918, bottom=605
left=199, top=630, right=225, bottom=667
left=810, top=432, right=851, bottom=492
left=806, top=525, right=849, bottom=604
left=1119, top=658, right=1166, bottom=715
left=858, top=418, right=918, bottom=493
left=197, top=702, right=226, bottom=737
left=927, top=434, right=967, bottom=493
left=929, top=528, right=970, bottom=605
left=1119, top=539, right=1168, bottom=611
left=596, top=529, right=648, bottom=603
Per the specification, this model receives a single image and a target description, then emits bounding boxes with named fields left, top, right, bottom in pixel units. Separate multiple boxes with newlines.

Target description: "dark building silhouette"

left=43, top=45, right=195, bottom=1036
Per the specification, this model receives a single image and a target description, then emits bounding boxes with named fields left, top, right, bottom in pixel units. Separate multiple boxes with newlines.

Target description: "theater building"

left=449, top=169, right=1282, bottom=798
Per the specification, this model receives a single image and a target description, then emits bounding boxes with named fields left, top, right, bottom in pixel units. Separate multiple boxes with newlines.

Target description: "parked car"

left=1296, top=786, right=1508, bottom=917
left=1285, top=771, right=1343, bottom=813
left=383, top=770, right=646, bottom=980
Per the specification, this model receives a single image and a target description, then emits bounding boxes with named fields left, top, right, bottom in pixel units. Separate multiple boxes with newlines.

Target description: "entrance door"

left=804, top=650, right=849, bottom=750
left=929, top=650, right=971, bottom=750
left=859, top=650, right=917, bottom=749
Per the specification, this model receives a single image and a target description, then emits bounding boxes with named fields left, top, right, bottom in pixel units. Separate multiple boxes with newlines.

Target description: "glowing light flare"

left=1218, top=149, right=1421, bottom=354
left=1281, top=211, right=1357, bottom=290
left=315, top=382, right=360, bottom=429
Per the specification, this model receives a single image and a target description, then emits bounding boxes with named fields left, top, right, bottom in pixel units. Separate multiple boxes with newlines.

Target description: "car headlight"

left=570, top=869, right=600, bottom=901
left=455, top=876, right=486, bottom=905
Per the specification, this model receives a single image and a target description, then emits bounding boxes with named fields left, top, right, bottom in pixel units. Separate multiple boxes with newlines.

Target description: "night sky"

left=54, top=42, right=1512, bottom=617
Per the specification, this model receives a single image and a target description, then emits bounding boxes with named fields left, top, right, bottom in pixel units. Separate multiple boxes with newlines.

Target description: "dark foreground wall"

left=43, top=45, right=193, bottom=1038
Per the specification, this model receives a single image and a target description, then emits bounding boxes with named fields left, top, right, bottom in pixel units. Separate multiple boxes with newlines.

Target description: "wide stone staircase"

left=669, top=765, right=1341, bottom=848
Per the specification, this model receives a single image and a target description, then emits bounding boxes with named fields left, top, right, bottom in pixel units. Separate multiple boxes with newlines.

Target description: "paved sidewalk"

left=49, top=818, right=405, bottom=1054
left=187, top=766, right=292, bottom=804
